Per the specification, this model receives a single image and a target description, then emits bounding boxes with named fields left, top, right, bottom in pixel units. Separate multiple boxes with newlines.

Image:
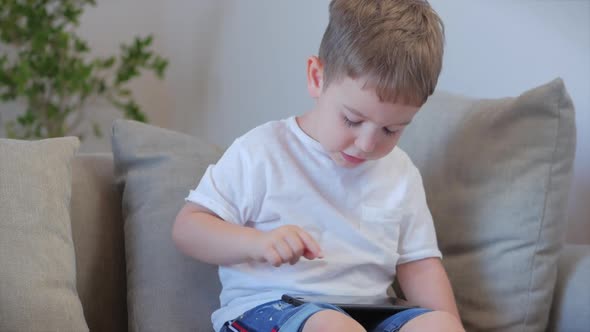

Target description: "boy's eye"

left=343, top=115, right=400, bottom=136
left=383, top=128, right=398, bottom=137
left=342, top=116, right=362, bottom=127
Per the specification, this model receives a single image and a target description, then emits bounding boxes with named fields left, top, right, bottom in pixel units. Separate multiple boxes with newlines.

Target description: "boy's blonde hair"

left=319, top=0, right=445, bottom=105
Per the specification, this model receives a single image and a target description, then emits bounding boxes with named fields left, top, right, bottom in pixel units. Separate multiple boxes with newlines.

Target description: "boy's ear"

left=307, top=56, right=324, bottom=98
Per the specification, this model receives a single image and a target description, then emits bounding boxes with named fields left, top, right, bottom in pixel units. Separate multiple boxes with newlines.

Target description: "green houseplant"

left=0, top=0, right=168, bottom=139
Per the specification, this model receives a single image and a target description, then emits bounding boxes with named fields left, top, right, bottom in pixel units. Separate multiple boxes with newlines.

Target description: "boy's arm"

left=396, top=257, right=462, bottom=322
left=172, top=202, right=322, bottom=266
left=172, top=202, right=262, bottom=265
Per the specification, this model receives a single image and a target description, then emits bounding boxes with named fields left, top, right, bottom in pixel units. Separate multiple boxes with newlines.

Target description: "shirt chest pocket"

left=359, top=205, right=405, bottom=252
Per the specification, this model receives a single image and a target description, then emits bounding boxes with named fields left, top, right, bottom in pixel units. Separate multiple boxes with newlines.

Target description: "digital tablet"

left=281, top=294, right=418, bottom=313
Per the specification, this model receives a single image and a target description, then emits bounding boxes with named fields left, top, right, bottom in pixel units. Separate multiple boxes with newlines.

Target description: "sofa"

left=1, top=77, right=589, bottom=332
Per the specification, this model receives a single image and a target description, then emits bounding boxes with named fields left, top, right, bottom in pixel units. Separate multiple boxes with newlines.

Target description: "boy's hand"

left=253, top=225, right=323, bottom=267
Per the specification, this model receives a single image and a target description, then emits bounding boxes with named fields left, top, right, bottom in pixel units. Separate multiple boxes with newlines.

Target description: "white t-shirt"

left=186, top=116, right=442, bottom=332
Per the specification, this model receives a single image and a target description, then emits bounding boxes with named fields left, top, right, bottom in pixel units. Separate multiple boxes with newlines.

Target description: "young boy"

left=173, top=1, right=464, bottom=331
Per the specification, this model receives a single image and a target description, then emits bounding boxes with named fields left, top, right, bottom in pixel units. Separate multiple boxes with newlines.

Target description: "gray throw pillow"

left=111, top=120, right=223, bottom=332
left=0, top=137, right=89, bottom=332
left=398, top=78, right=576, bottom=332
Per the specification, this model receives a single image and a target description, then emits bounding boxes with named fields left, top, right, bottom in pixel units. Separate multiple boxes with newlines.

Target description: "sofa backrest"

left=70, top=153, right=127, bottom=332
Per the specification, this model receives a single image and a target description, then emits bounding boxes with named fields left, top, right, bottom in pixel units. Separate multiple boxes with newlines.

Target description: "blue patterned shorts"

left=219, top=300, right=431, bottom=332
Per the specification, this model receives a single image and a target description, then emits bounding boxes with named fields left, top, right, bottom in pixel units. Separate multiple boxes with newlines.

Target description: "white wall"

left=3, top=1, right=588, bottom=243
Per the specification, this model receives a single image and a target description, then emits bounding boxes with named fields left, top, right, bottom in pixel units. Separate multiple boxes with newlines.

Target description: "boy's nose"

left=355, top=132, right=377, bottom=153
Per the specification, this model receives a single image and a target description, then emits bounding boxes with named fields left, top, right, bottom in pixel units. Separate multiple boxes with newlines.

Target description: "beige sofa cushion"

left=0, top=137, right=88, bottom=332
left=398, top=78, right=576, bottom=331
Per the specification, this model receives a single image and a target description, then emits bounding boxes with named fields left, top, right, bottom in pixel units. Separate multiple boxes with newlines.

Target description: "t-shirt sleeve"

left=397, top=165, right=442, bottom=265
left=185, top=138, right=260, bottom=225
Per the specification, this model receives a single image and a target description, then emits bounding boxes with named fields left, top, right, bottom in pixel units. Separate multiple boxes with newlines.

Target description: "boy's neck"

left=295, top=113, right=319, bottom=143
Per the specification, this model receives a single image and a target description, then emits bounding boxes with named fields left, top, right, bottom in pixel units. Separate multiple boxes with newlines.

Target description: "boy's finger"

left=297, top=229, right=323, bottom=259
left=264, top=249, right=283, bottom=267
left=273, top=240, right=293, bottom=263
left=289, top=255, right=301, bottom=265
left=285, top=234, right=305, bottom=258
left=303, top=249, right=319, bottom=260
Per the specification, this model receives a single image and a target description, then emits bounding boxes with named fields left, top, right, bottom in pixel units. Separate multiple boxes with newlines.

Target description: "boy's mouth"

left=341, top=152, right=366, bottom=164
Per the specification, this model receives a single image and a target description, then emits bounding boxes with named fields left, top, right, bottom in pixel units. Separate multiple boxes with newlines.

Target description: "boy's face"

left=299, top=57, right=420, bottom=168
